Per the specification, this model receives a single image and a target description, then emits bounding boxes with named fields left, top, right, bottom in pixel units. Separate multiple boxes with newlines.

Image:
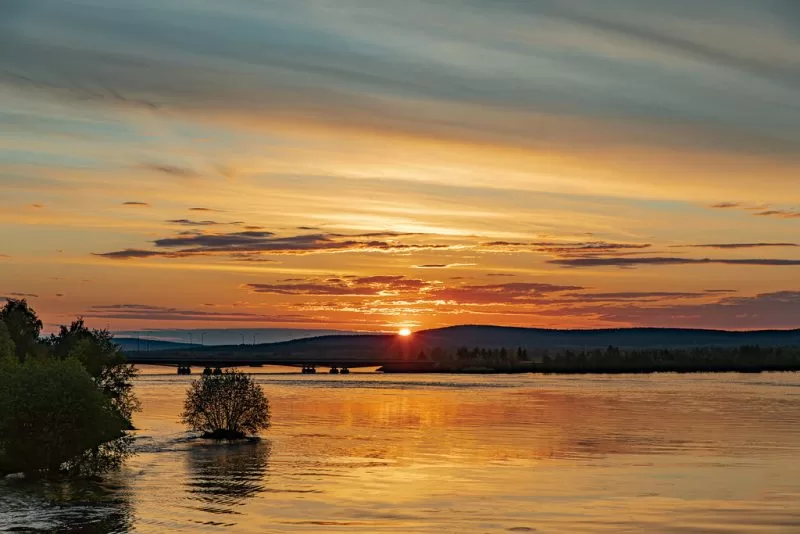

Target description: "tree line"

left=0, top=299, right=139, bottom=477
left=1, top=298, right=273, bottom=478
left=408, top=344, right=800, bottom=373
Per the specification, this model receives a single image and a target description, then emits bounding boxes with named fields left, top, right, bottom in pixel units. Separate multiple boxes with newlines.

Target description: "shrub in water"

left=182, top=370, right=270, bottom=440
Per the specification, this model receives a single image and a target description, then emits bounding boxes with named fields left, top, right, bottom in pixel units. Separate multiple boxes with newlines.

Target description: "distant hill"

left=123, top=325, right=800, bottom=365
left=114, top=327, right=358, bottom=350
left=115, top=338, right=198, bottom=352
left=405, top=325, right=800, bottom=350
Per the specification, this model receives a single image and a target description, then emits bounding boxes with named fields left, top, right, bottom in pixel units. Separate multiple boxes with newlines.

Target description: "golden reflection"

left=122, top=372, right=800, bottom=532
left=185, top=441, right=271, bottom=516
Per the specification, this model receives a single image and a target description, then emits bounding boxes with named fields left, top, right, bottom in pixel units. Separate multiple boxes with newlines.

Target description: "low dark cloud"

left=8, top=292, right=38, bottom=298
left=167, top=219, right=222, bottom=226
left=753, top=209, right=800, bottom=219
left=572, top=291, right=706, bottom=301
left=412, top=263, right=475, bottom=269
left=86, top=304, right=308, bottom=323
left=122, top=201, right=150, bottom=207
left=140, top=163, right=199, bottom=178
left=189, top=207, right=221, bottom=212
left=29, top=203, right=45, bottom=209
left=708, top=203, right=800, bottom=219
left=550, top=257, right=800, bottom=268
left=97, top=230, right=455, bottom=259
left=487, top=273, right=516, bottom=277
left=95, top=249, right=169, bottom=259
left=705, top=289, right=737, bottom=293
left=165, top=219, right=243, bottom=227
left=480, top=240, right=651, bottom=256
left=678, top=243, right=798, bottom=249
left=247, top=275, right=429, bottom=296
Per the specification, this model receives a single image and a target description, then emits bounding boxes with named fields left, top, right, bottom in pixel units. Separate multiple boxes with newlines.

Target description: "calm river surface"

left=2, top=369, right=800, bottom=533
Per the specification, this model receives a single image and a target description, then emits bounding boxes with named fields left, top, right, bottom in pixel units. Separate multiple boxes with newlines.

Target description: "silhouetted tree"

left=0, top=359, right=128, bottom=476
left=1, top=299, right=43, bottom=363
left=182, top=370, right=270, bottom=440
left=0, top=321, right=14, bottom=362
left=0, top=306, right=138, bottom=477
left=49, top=319, right=139, bottom=426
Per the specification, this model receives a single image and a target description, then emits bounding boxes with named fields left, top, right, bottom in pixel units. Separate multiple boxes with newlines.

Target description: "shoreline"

left=377, top=364, right=800, bottom=374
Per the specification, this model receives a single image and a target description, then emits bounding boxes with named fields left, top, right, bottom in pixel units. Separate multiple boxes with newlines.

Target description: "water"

left=2, top=369, right=800, bottom=533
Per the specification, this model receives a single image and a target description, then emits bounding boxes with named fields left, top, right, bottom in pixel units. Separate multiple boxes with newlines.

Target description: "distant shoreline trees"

left=381, top=344, right=800, bottom=374
left=0, top=299, right=139, bottom=478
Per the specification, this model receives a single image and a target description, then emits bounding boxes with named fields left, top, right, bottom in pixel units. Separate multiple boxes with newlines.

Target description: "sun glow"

left=398, top=327, right=412, bottom=337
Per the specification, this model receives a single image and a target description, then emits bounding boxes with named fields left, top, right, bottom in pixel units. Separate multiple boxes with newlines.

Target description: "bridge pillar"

left=329, top=367, right=339, bottom=374
left=340, top=367, right=350, bottom=375
left=301, top=364, right=317, bottom=374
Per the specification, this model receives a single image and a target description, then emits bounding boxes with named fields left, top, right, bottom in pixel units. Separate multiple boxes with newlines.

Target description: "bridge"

left=122, top=338, right=434, bottom=374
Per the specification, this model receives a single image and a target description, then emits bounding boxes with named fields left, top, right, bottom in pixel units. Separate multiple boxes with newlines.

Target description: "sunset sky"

left=1, top=0, right=799, bottom=333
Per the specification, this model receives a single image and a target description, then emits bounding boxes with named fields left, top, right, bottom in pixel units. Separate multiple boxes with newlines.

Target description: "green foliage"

left=537, top=345, right=800, bottom=373
left=0, top=309, right=139, bottom=477
left=51, top=320, right=140, bottom=426
left=423, top=344, right=800, bottom=373
left=0, top=321, right=15, bottom=363
left=182, top=371, right=270, bottom=439
left=1, top=299, right=43, bottom=363
left=0, top=359, right=129, bottom=476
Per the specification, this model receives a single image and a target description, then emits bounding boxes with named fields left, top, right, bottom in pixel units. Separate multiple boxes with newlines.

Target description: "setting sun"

left=398, top=328, right=412, bottom=337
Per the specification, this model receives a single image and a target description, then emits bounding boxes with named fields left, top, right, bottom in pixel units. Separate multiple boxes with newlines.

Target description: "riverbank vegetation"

left=0, top=299, right=138, bottom=478
left=380, top=345, right=800, bottom=373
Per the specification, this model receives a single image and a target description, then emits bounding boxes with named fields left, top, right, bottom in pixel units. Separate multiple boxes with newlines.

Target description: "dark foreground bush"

left=182, top=370, right=270, bottom=439
left=0, top=359, right=129, bottom=476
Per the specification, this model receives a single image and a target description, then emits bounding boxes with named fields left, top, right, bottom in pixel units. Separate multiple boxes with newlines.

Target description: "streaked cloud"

left=85, top=304, right=310, bottom=323
left=247, top=275, right=430, bottom=296
left=139, top=163, right=200, bottom=178
left=412, top=263, right=476, bottom=269
left=95, top=230, right=460, bottom=259
left=707, top=203, right=800, bottom=219
left=754, top=209, right=800, bottom=219
left=677, top=243, right=798, bottom=249
left=550, top=257, right=800, bottom=268
left=165, top=219, right=244, bottom=227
